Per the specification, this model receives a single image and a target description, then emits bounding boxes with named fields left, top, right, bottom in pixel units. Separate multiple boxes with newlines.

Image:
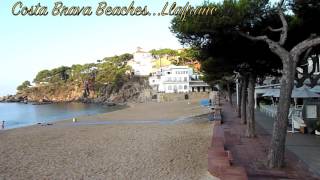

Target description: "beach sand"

left=0, top=99, right=217, bottom=180
left=72, top=99, right=212, bottom=122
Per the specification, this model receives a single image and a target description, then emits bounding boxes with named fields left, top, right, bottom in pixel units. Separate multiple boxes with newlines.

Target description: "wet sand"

left=0, top=99, right=217, bottom=180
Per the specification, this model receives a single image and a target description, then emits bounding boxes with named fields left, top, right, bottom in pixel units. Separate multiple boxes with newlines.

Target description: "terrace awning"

left=262, top=86, right=320, bottom=98
left=310, top=85, right=320, bottom=93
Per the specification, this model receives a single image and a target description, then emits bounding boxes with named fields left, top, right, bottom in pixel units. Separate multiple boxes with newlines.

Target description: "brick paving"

left=220, top=101, right=320, bottom=180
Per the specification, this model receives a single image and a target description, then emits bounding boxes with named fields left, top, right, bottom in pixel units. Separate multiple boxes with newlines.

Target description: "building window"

left=168, top=85, right=172, bottom=90
left=173, top=77, right=176, bottom=81
left=179, top=85, right=183, bottom=90
left=184, top=77, right=188, bottom=81
left=184, top=85, right=187, bottom=90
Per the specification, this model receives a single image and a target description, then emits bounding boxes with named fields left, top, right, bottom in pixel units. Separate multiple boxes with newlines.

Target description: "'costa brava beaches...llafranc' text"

left=11, top=1, right=217, bottom=21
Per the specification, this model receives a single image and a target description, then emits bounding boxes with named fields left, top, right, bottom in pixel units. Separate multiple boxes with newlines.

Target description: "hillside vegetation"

left=14, top=53, right=152, bottom=104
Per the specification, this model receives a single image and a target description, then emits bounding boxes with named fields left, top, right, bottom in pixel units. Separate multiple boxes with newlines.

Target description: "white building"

left=149, top=65, right=211, bottom=93
left=128, top=47, right=154, bottom=76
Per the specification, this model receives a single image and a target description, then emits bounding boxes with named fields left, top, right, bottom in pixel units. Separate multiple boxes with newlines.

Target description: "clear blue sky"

left=0, top=0, right=207, bottom=95
left=0, top=0, right=277, bottom=96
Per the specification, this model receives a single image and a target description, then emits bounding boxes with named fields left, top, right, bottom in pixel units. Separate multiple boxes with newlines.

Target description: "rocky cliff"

left=93, top=77, right=153, bottom=104
left=0, top=77, right=153, bottom=104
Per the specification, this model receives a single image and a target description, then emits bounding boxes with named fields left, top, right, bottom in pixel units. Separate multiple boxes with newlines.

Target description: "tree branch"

left=278, top=8, right=288, bottom=46
left=238, top=32, right=268, bottom=41
left=278, top=0, right=285, bottom=7
left=268, top=26, right=283, bottom=32
left=291, top=36, right=320, bottom=63
left=239, top=32, right=289, bottom=63
left=266, top=0, right=288, bottom=45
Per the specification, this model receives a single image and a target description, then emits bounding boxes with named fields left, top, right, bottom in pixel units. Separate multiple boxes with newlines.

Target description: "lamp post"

left=236, top=78, right=239, bottom=106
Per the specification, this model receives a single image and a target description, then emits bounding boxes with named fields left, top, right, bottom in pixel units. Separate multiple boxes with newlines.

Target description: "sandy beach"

left=0, top=99, right=216, bottom=180
left=72, top=98, right=212, bottom=122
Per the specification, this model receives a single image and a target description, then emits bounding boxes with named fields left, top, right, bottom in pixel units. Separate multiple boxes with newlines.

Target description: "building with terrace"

left=149, top=65, right=211, bottom=93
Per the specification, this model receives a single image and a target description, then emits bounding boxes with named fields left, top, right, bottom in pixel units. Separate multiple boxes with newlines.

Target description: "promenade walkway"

left=220, top=101, right=320, bottom=179
left=255, top=110, right=320, bottom=177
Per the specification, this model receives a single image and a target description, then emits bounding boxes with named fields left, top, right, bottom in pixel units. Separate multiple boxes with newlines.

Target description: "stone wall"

left=156, top=92, right=210, bottom=102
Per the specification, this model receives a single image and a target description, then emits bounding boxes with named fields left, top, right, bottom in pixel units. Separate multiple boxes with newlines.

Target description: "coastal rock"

left=0, top=95, right=26, bottom=103
left=99, top=77, right=153, bottom=104
left=17, top=83, right=85, bottom=103
left=13, top=77, right=154, bottom=105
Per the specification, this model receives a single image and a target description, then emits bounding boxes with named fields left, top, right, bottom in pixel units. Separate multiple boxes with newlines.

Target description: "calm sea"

left=0, top=103, right=122, bottom=129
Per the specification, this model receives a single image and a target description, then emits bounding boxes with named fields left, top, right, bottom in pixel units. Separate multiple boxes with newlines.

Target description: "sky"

left=0, top=0, right=212, bottom=95
left=0, top=0, right=279, bottom=96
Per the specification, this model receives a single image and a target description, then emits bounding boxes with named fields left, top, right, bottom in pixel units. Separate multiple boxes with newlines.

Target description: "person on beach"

left=1, top=120, right=4, bottom=129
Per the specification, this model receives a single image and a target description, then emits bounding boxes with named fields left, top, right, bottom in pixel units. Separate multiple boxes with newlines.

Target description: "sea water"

left=0, top=103, right=121, bottom=129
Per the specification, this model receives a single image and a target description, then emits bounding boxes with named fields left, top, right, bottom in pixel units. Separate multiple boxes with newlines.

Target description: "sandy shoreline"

left=0, top=99, right=217, bottom=179
left=59, top=98, right=211, bottom=123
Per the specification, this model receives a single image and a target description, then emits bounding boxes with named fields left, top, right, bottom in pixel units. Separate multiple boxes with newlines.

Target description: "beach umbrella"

left=291, top=86, right=320, bottom=98
left=272, top=86, right=319, bottom=98
left=303, top=78, right=312, bottom=85
left=268, top=89, right=280, bottom=97
left=291, top=86, right=320, bottom=107
left=262, top=89, right=280, bottom=97
left=262, top=89, right=280, bottom=106
left=262, top=91, right=272, bottom=97
left=310, top=85, right=320, bottom=93
left=296, top=84, right=311, bottom=91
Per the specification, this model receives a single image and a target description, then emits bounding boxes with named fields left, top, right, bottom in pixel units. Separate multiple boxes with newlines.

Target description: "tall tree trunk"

left=246, top=74, right=256, bottom=138
left=237, top=79, right=242, bottom=118
left=241, top=76, right=248, bottom=124
left=226, top=82, right=233, bottom=105
left=268, top=60, right=296, bottom=168
left=239, top=1, right=320, bottom=167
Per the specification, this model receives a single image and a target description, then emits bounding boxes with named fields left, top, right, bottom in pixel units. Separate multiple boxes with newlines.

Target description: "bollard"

left=72, top=118, right=77, bottom=123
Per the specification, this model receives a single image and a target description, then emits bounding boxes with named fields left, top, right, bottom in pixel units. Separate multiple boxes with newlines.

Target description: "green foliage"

left=33, top=70, right=51, bottom=83
left=170, top=0, right=282, bottom=83
left=150, top=48, right=178, bottom=57
left=30, top=53, right=132, bottom=91
left=33, top=66, right=71, bottom=84
left=177, top=48, right=201, bottom=65
left=96, top=60, right=129, bottom=85
left=287, top=0, right=320, bottom=49
left=102, top=53, right=133, bottom=66
left=17, top=80, right=31, bottom=91
left=150, top=48, right=200, bottom=66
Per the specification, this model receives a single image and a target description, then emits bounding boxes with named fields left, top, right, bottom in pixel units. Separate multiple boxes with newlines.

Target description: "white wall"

left=155, top=66, right=191, bottom=93
left=131, top=52, right=154, bottom=76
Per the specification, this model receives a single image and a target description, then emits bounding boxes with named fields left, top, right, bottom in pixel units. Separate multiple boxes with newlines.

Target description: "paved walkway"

left=255, top=110, right=320, bottom=177
left=220, top=101, right=320, bottom=179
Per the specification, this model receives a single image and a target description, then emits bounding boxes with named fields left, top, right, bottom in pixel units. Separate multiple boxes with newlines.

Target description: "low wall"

left=156, top=92, right=210, bottom=102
